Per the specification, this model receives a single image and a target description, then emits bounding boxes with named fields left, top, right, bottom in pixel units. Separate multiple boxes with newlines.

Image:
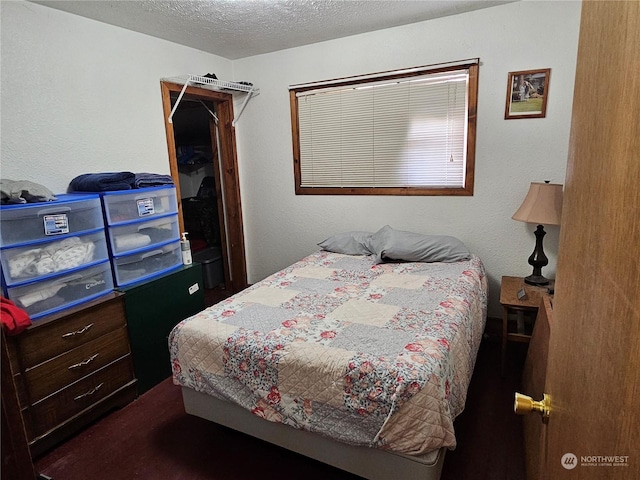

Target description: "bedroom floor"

left=34, top=334, right=526, bottom=480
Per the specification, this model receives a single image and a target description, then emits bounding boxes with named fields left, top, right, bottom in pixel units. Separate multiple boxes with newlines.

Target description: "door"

left=521, top=296, right=552, bottom=480
left=171, top=98, right=223, bottom=253
left=519, top=2, right=640, bottom=479
left=161, top=81, right=248, bottom=293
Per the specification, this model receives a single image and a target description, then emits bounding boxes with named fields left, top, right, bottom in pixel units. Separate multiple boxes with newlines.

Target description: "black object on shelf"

left=182, top=176, right=220, bottom=248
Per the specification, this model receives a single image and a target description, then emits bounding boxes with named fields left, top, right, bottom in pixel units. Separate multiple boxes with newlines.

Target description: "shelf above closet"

left=165, top=74, right=259, bottom=126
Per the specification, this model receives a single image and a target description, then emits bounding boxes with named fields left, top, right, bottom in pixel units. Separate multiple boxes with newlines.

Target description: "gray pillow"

left=318, top=231, right=374, bottom=255
left=366, top=225, right=470, bottom=264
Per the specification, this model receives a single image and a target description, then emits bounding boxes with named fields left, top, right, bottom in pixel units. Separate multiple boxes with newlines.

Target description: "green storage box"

left=121, top=263, right=204, bottom=394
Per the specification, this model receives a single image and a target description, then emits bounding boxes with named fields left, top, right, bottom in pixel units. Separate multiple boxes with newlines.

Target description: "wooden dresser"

left=5, top=292, right=137, bottom=457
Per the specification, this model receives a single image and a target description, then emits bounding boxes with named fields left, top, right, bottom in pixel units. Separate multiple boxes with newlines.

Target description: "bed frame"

left=182, top=387, right=446, bottom=480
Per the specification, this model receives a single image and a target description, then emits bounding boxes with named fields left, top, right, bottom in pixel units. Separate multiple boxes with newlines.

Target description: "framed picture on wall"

left=504, top=68, right=551, bottom=119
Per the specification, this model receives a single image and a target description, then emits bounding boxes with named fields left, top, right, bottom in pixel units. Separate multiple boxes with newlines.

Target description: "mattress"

left=169, top=250, right=487, bottom=455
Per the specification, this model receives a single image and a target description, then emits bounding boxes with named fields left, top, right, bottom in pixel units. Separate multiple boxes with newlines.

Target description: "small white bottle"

left=180, top=232, right=192, bottom=265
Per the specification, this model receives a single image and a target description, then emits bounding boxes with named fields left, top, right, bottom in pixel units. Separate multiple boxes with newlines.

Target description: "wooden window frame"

left=290, top=62, right=478, bottom=196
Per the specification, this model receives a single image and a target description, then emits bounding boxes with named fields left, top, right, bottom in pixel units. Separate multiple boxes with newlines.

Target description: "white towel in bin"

left=114, top=233, right=152, bottom=252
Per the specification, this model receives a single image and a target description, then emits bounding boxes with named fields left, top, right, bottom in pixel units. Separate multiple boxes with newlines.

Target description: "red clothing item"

left=1, top=296, right=32, bottom=335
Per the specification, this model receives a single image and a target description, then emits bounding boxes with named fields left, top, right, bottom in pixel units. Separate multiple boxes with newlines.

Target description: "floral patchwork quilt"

left=169, top=250, right=487, bottom=455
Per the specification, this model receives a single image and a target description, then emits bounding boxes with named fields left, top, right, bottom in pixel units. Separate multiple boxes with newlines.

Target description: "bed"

left=169, top=227, right=488, bottom=480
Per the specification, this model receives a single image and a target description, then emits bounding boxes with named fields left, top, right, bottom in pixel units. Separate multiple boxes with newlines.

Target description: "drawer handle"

left=62, top=323, right=94, bottom=338
left=68, top=353, right=100, bottom=370
left=37, top=206, right=71, bottom=216
left=73, top=382, right=104, bottom=401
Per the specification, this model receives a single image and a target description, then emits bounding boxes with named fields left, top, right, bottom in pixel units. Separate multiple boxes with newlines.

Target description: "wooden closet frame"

left=160, top=81, right=248, bottom=293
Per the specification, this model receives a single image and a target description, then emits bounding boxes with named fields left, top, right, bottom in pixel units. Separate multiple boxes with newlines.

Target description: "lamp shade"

left=512, top=182, right=563, bottom=226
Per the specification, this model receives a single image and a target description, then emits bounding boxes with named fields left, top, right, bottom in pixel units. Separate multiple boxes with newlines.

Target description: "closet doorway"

left=160, top=81, right=247, bottom=294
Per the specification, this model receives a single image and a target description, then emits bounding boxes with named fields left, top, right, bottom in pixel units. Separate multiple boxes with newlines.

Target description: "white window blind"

left=296, top=69, right=469, bottom=189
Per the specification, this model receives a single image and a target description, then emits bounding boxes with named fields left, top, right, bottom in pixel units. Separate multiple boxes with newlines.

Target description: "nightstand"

left=500, top=276, right=553, bottom=375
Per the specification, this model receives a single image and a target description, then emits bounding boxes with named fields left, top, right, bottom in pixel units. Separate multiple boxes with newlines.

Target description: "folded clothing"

left=15, top=272, right=110, bottom=314
left=1, top=179, right=57, bottom=204
left=69, top=172, right=135, bottom=192
left=113, top=228, right=173, bottom=253
left=141, top=227, right=175, bottom=244
left=113, top=233, right=151, bottom=252
left=7, top=237, right=96, bottom=280
left=15, top=284, right=65, bottom=308
left=134, top=173, right=174, bottom=188
left=118, top=249, right=179, bottom=283
left=1, top=296, right=32, bottom=335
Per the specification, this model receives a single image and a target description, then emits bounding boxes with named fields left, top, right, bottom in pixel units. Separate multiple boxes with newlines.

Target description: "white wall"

left=232, top=0, right=582, bottom=315
left=0, top=0, right=582, bottom=316
left=0, top=0, right=232, bottom=191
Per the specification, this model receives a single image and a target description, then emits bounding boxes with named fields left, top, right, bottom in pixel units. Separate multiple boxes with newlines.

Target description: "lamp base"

left=524, top=224, right=551, bottom=286
left=524, top=274, right=550, bottom=286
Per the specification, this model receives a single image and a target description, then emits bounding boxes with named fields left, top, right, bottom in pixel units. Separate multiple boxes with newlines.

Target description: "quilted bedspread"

left=169, top=250, right=487, bottom=455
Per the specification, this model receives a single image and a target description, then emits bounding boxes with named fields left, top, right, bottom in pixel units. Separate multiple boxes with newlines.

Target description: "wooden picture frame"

left=504, top=68, right=551, bottom=119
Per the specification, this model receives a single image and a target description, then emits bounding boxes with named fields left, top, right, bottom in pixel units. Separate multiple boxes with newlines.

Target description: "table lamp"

left=512, top=181, right=563, bottom=286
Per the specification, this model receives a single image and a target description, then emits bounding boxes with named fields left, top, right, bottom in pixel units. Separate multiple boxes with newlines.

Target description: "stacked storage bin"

left=100, top=186, right=181, bottom=288
left=0, top=194, right=114, bottom=320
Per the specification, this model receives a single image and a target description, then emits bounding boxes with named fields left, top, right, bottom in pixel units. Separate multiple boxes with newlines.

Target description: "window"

left=290, top=59, right=478, bottom=195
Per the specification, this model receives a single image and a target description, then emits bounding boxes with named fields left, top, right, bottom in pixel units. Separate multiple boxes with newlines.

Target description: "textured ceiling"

left=32, top=0, right=515, bottom=60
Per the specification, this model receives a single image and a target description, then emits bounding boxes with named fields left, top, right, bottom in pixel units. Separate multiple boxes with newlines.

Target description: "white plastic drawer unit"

left=5, top=260, right=114, bottom=320
left=0, top=230, right=110, bottom=286
left=0, top=194, right=104, bottom=247
left=101, top=187, right=178, bottom=225
left=112, top=240, right=181, bottom=288
left=106, top=214, right=180, bottom=255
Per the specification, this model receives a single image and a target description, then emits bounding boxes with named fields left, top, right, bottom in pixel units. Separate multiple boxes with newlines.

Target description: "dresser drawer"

left=13, top=294, right=126, bottom=368
left=0, top=229, right=110, bottom=286
left=101, top=186, right=178, bottom=225
left=29, top=355, right=134, bottom=439
left=107, top=214, right=179, bottom=255
left=6, top=260, right=114, bottom=320
left=24, top=327, right=131, bottom=403
left=112, top=240, right=181, bottom=288
left=0, top=194, right=103, bottom=247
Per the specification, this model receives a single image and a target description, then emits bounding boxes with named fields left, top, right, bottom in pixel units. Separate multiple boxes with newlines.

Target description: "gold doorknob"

left=514, top=392, right=550, bottom=419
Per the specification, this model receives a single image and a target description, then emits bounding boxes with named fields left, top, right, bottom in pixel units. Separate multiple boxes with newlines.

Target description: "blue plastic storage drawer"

left=0, top=230, right=110, bottom=286
left=106, top=214, right=180, bottom=255
left=5, top=260, right=114, bottom=320
left=101, top=187, right=178, bottom=225
left=0, top=194, right=103, bottom=247
left=112, top=240, right=181, bottom=287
